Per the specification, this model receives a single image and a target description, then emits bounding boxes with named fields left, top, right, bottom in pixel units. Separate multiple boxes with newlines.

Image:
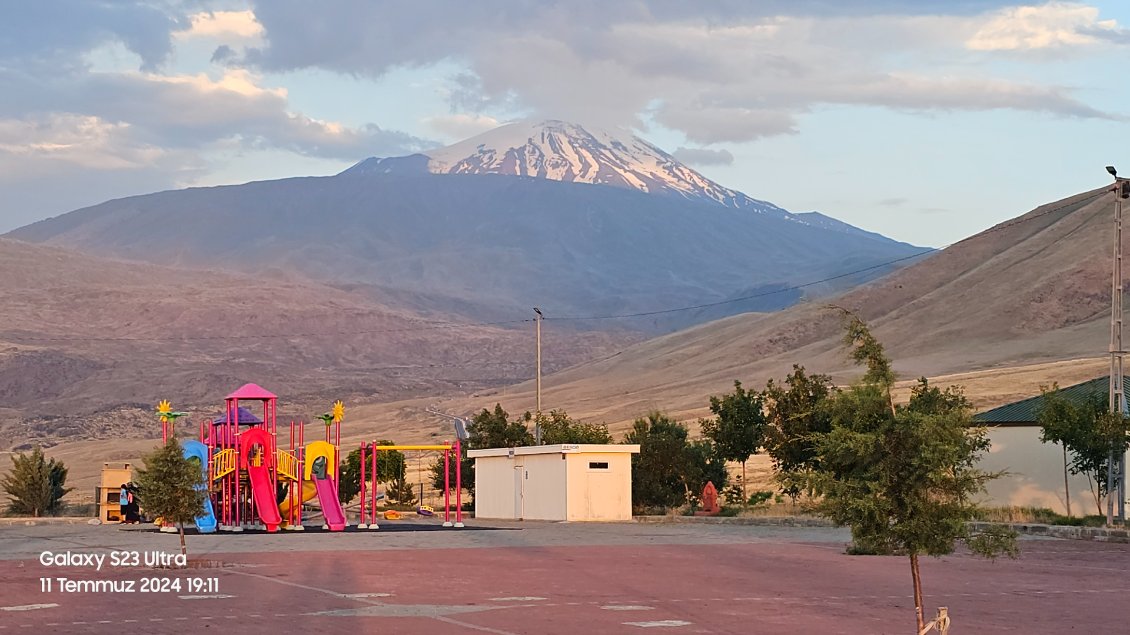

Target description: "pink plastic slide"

left=239, top=427, right=281, bottom=532
left=314, top=477, right=346, bottom=531
left=247, top=461, right=282, bottom=532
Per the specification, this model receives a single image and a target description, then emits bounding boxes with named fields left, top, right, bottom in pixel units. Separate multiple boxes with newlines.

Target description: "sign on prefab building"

left=468, top=444, right=640, bottom=521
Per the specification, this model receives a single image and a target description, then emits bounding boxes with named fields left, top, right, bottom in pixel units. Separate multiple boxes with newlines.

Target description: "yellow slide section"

left=279, top=481, right=318, bottom=519
left=278, top=441, right=339, bottom=523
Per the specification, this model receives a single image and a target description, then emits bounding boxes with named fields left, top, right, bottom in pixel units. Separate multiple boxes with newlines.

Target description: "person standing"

left=118, top=483, right=129, bottom=523
left=126, top=482, right=140, bottom=523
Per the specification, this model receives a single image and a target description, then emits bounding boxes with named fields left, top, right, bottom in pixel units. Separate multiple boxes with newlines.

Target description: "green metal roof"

left=973, top=376, right=1128, bottom=425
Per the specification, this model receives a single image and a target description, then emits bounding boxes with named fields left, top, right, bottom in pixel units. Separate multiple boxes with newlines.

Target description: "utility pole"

left=533, top=307, right=543, bottom=444
left=1107, top=165, right=1130, bottom=524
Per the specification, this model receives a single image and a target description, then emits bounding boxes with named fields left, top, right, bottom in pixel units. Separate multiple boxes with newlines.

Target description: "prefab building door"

left=513, top=465, right=525, bottom=520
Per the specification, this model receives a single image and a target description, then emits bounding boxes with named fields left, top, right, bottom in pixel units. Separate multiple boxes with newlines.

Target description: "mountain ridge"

left=8, top=119, right=926, bottom=331
left=419, top=186, right=1114, bottom=428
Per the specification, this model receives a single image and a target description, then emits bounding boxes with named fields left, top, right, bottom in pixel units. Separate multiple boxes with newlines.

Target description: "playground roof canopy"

left=212, top=406, right=264, bottom=426
left=226, top=383, right=277, bottom=401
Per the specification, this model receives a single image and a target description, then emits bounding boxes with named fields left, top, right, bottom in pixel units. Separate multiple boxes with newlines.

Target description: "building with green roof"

left=974, top=376, right=1123, bottom=427
left=972, top=375, right=1123, bottom=517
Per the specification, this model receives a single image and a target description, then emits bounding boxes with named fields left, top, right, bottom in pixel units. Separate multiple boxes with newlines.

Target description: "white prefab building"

left=468, top=444, right=640, bottom=521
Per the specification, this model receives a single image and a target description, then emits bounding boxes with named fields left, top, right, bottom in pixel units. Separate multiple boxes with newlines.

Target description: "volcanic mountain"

left=9, top=120, right=925, bottom=329
left=347, top=119, right=789, bottom=215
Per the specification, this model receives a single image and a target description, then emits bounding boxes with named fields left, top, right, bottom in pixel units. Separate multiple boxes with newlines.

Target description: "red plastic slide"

left=240, top=428, right=282, bottom=532
left=314, top=477, right=346, bottom=531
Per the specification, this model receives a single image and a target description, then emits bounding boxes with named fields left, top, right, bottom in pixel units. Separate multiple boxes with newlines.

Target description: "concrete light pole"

left=533, top=307, right=543, bottom=444
left=1107, top=165, right=1130, bottom=524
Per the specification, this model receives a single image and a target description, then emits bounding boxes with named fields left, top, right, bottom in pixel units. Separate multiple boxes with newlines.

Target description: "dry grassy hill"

left=410, top=186, right=1121, bottom=429
left=0, top=238, right=631, bottom=450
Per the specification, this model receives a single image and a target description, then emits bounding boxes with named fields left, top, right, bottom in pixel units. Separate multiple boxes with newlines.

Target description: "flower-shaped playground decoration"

left=155, top=399, right=188, bottom=424
left=318, top=400, right=345, bottom=427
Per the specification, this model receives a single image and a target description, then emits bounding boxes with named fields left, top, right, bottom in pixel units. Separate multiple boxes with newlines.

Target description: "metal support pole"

left=443, top=446, right=452, bottom=527
left=370, top=444, right=378, bottom=529
left=1111, top=171, right=1127, bottom=525
left=359, top=442, right=367, bottom=528
left=455, top=438, right=464, bottom=527
left=534, top=307, right=543, bottom=444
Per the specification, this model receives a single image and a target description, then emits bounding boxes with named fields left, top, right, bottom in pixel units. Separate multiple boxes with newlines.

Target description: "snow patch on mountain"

left=340, top=120, right=911, bottom=243
left=423, top=120, right=788, bottom=216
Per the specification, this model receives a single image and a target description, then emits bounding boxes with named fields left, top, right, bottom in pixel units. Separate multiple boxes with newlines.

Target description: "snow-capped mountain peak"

left=421, top=119, right=786, bottom=215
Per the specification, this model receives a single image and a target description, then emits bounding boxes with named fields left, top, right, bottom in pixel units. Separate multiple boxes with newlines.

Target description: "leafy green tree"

left=1037, top=386, right=1130, bottom=519
left=136, top=439, right=206, bottom=557
left=339, top=440, right=406, bottom=503
left=806, top=309, right=1017, bottom=633
left=529, top=409, right=614, bottom=444
left=471, top=404, right=536, bottom=448
left=684, top=439, right=729, bottom=497
left=430, top=404, right=534, bottom=499
left=703, top=380, right=765, bottom=501
left=387, top=475, right=418, bottom=506
left=762, top=365, right=836, bottom=501
left=1, top=447, right=72, bottom=517
left=624, top=412, right=690, bottom=510
left=623, top=412, right=724, bottom=511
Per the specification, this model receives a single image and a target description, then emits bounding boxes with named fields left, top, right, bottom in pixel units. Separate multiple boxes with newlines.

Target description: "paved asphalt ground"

left=1, top=520, right=1127, bottom=634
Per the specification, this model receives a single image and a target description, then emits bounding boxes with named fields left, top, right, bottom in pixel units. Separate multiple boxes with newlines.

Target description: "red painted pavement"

left=2, top=539, right=1127, bottom=634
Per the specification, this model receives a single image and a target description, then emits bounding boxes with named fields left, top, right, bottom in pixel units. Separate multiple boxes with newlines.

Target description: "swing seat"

left=416, top=505, right=434, bottom=517
left=383, top=510, right=402, bottom=520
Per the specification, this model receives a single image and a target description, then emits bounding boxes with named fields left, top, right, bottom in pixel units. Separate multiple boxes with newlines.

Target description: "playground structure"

left=357, top=441, right=464, bottom=529
left=154, top=383, right=465, bottom=533
left=153, top=383, right=344, bottom=532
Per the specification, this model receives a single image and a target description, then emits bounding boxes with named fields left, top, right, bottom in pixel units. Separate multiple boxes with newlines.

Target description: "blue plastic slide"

left=181, top=440, right=218, bottom=533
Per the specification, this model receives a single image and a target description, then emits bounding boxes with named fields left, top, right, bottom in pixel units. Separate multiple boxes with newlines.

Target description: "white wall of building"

left=473, top=452, right=516, bottom=520
left=469, top=445, right=639, bottom=521
left=980, top=426, right=1103, bottom=516
left=565, top=453, right=633, bottom=521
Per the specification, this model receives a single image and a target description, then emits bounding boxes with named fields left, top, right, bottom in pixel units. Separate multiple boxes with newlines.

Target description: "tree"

left=529, top=410, right=614, bottom=444
left=684, top=439, right=729, bottom=499
left=624, top=412, right=690, bottom=509
left=430, top=404, right=534, bottom=499
left=805, top=310, right=1017, bottom=633
left=703, top=380, right=765, bottom=501
left=623, top=412, right=724, bottom=511
left=136, top=439, right=206, bottom=557
left=1037, top=386, right=1130, bottom=518
left=1, top=447, right=72, bottom=517
left=339, top=440, right=406, bottom=503
left=762, top=365, right=836, bottom=501
left=387, top=475, right=418, bottom=506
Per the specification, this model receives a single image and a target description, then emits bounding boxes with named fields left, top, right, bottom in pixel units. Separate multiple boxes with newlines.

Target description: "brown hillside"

left=418, top=187, right=1121, bottom=427
left=0, top=238, right=631, bottom=449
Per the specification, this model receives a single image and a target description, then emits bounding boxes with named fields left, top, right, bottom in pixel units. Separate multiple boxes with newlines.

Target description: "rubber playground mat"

left=121, top=522, right=517, bottom=535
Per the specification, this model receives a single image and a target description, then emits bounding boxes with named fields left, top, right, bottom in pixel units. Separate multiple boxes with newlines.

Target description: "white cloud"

left=1, top=67, right=433, bottom=160
left=422, top=114, right=502, bottom=140
left=175, top=10, right=265, bottom=41
left=0, top=113, right=168, bottom=172
left=143, top=68, right=286, bottom=99
left=671, top=147, right=735, bottom=166
left=243, top=2, right=1120, bottom=145
left=967, top=2, right=1125, bottom=51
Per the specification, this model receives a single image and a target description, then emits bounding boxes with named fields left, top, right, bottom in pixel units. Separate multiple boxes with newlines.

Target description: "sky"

left=1, top=1, right=1128, bottom=247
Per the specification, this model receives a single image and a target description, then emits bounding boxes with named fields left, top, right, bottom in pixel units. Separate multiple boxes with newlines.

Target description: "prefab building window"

left=588, top=461, right=609, bottom=470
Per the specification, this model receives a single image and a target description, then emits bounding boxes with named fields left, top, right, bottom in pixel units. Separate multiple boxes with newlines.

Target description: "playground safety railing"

left=276, top=449, right=299, bottom=482
left=212, top=448, right=236, bottom=480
